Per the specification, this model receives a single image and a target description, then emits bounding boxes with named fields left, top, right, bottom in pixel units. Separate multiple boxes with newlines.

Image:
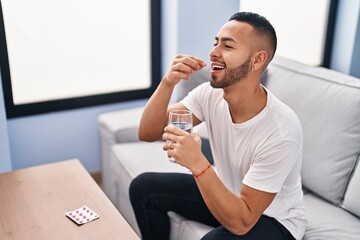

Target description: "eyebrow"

left=214, top=37, right=237, bottom=44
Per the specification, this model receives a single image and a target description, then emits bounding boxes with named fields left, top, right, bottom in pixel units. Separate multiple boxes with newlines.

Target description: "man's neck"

left=223, top=80, right=267, bottom=124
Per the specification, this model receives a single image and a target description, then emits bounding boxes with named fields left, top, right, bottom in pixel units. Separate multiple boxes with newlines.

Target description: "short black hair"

left=229, top=12, right=277, bottom=60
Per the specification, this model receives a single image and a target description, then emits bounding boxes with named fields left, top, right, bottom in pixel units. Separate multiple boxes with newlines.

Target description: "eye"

left=225, top=45, right=233, bottom=49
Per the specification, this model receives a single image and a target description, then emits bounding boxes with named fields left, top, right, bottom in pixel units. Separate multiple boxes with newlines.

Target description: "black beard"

left=210, top=57, right=251, bottom=88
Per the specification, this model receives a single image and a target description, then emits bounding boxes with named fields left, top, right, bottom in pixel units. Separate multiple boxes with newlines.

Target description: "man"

left=130, top=12, right=306, bottom=240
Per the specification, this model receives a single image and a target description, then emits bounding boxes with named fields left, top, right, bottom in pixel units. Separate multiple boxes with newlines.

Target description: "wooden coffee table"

left=0, top=159, right=140, bottom=240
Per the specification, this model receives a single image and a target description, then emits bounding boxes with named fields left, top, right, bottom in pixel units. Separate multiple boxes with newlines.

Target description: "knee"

left=129, top=172, right=154, bottom=204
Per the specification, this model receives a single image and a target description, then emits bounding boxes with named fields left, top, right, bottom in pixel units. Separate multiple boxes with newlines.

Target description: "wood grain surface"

left=0, top=159, right=139, bottom=240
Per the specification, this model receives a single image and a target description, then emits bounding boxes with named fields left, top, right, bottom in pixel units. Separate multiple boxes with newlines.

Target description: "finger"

left=173, top=71, right=192, bottom=80
left=167, top=149, right=174, bottom=160
left=172, top=62, right=195, bottom=74
left=170, top=64, right=195, bottom=79
left=162, top=132, right=177, bottom=142
left=162, top=128, right=185, bottom=144
left=165, top=125, right=189, bottom=135
left=188, top=56, right=207, bottom=69
left=165, top=62, right=195, bottom=84
left=183, top=56, right=206, bottom=71
left=163, top=141, right=174, bottom=151
left=174, top=55, right=207, bottom=71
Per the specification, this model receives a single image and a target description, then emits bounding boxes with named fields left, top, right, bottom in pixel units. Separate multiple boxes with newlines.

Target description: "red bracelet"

left=192, top=164, right=211, bottom=178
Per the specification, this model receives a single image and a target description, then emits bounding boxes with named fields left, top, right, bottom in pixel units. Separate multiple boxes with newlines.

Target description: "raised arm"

left=138, top=54, right=207, bottom=142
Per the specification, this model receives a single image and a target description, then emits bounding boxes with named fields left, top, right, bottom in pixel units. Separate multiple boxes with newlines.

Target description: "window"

left=0, top=0, right=161, bottom=118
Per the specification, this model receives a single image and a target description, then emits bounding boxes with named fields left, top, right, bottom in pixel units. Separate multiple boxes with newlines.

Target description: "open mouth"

left=211, top=63, right=226, bottom=73
left=212, top=65, right=225, bottom=70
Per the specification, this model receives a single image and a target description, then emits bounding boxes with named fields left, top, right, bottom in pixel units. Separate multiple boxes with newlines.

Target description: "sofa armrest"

left=98, top=106, right=144, bottom=143
left=98, top=106, right=145, bottom=201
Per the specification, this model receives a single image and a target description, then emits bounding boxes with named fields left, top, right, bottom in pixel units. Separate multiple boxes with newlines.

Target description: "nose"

left=209, top=45, right=220, bottom=60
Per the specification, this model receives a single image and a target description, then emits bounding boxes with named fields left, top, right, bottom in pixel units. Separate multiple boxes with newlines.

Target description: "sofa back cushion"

left=175, top=68, right=210, bottom=102
left=342, top=158, right=360, bottom=217
left=263, top=56, right=360, bottom=205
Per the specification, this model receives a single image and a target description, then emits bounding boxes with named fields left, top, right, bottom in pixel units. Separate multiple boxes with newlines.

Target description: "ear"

left=251, top=51, right=267, bottom=72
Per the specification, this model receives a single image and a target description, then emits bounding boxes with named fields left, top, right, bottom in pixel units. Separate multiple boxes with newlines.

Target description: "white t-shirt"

left=181, top=82, right=306, bottom=239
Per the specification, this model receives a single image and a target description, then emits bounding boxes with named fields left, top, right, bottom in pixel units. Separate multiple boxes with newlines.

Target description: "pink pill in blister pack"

left=65, top=206, right=99, bottom=225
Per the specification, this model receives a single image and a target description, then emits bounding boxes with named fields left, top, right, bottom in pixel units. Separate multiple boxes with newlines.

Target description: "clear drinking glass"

left=167, top=110, right=193, bottom=162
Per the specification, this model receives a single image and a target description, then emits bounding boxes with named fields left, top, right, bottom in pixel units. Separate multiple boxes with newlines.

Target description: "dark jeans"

left=129, top=172, right=295, bottom=240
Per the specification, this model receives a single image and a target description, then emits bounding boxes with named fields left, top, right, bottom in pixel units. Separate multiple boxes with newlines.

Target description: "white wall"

left=177, top=0, right=239, bottom=62
left=161, top=0, right=178, bottom=74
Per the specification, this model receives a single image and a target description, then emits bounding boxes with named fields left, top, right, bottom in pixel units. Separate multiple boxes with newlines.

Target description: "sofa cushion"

left=109, top=142, right=191, bottom=234
left=342, top=159, right=360, bottom=218
left=98, top=107, right=144, bottom=134
left=303, top=193, right=360, bottom=240
left=175, top=68, right=210, bottom=102
left=264, top=57, right=360, bottom=205
left=169, top=212, right=214, bottom=240
left=179, top=219, right=214, bottom=240
left=115, top=126, right=214, bottom=164
left=111, top=141, right=190, bottom=182
left=115, top=127, right=139, bottom=143
left=201, top=138, right=214, bottom=165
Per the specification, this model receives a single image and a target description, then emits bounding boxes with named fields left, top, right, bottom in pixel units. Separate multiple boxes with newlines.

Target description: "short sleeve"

left=243, top=140, right=301, bottom=193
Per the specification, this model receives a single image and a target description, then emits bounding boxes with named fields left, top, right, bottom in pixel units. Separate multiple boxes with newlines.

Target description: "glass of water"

left=167, top=110, right=193, bottom=162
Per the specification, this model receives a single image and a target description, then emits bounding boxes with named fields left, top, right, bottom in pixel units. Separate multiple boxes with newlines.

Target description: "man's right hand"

left=163, top=54, right=207, bottom=86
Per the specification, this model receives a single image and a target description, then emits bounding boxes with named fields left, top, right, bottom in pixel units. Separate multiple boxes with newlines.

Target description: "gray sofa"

left=98, top=56, right=360, bottom=239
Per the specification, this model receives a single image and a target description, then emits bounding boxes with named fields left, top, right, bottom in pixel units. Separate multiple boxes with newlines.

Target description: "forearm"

left=138, top=79, right=175, bottom=142
left=139, top=54, right=207, bottom=142
left=194, top=167, right=255, bottom=235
